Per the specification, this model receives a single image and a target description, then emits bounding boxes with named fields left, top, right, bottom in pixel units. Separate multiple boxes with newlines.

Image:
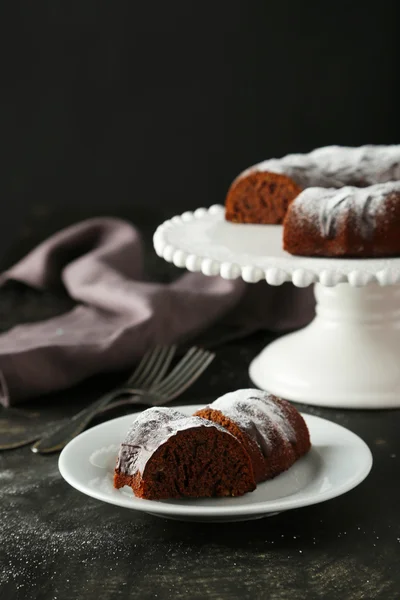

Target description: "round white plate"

left=153, top=205, right=400, bottom=287
left=59, top=405, right=373, bottom=522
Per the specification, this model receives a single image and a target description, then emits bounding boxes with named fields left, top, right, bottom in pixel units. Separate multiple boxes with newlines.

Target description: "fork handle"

left=31, top=389, right=146, bottom=454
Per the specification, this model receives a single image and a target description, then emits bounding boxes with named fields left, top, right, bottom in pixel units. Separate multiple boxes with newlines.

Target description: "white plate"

left=58, top=406, right=372, bottom=522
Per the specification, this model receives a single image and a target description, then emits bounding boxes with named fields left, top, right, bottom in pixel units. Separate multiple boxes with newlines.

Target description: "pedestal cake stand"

left=153, top=205, right=400, bottom=409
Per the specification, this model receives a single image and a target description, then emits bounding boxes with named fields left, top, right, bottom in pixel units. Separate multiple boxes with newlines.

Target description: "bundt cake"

left=194, top=389, right=311, bottom=483
left=283, top=182, right=400, bottom=258
left=225, top=144, right=400, bottom=224
left=113, top=407, right=256, bottom=499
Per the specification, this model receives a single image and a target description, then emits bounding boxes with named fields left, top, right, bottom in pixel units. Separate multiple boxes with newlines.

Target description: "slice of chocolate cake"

left=194, top=389, right=311, bottom=482
left=114, top=407, right=256, bottom=500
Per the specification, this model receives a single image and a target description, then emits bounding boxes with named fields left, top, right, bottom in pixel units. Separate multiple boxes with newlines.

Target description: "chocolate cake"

left=113, top=407, right=256, bottom=499
left=225, top=171, right=302, bottom=224
left=194, top=389, right=311, bottom=483
left=225, top=145, right=400, bottom=224
left=283, top=182, right=400, bottom=258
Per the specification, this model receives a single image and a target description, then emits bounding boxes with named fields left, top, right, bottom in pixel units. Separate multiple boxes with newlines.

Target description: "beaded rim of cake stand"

left=153, top=205, right=400, bottom=288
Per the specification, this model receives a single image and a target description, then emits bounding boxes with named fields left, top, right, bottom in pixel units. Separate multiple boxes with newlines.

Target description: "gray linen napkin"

left=0, top=218, right=315, bottom=405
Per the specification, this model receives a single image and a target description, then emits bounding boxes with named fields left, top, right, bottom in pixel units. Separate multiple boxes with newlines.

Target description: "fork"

left=0, top=345, right=176, bottom=452
left=31, top=346, right=215, bottom=454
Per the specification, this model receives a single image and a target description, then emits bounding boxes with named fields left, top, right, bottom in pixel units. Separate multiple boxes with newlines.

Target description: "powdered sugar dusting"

left=117, top=406, right=234, bottom=476
left=241, top=145, right=400, bottom=189
left=90, top=444, right=119, bottom=468
left=0, top=458, right=144, bottom=593
left=289, top=182, right=400, bottom=239
left=210, top=389, right=295, bottom=456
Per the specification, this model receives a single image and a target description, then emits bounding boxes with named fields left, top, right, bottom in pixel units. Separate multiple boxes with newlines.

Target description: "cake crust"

left=193, top=407, right=267, bottom=482
left=283, top=182, right=400, bottom=258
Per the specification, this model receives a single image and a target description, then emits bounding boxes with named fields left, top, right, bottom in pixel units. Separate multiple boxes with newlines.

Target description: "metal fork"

left=97, top=346, right=215, bottom=414
left=31, top=346, right=215, bottom=454
left=0, top=345, right=177, bottom=452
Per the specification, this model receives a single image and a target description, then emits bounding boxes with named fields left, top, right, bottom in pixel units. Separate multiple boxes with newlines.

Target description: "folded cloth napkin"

left=0, top=218, right=315, bottom=406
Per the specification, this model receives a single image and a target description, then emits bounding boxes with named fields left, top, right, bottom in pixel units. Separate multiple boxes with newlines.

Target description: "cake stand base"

left=249, top=282, right=400, bottom=409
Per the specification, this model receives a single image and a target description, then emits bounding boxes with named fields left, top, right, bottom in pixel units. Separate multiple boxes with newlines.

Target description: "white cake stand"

left=153, top=205, right=400, bottom=409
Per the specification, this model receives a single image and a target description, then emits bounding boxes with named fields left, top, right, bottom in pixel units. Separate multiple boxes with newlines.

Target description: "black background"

left=0, top=2, right=399, bottom=264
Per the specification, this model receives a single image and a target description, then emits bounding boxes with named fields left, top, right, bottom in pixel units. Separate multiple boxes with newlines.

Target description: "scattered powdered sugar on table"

left=289, top=182, right=400, bottom=239
left=0, top=453, right=144, bottom=594
left=208, top=389, right=296, bottom=456
left=0, top=468, right=14, bottom=482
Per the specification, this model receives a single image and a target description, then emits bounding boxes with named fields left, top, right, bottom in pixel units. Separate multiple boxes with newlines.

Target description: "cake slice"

left=114, top=407, right=256, bottom=500
left=194, top=389, right=311, bottom=482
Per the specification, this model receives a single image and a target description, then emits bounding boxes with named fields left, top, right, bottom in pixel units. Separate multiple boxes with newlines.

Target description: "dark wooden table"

left=1, top=216, right=400, bottom=600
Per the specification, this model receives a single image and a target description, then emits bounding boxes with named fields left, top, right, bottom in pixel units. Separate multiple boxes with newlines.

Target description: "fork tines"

left=127, top=345, right=177, bottom=388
